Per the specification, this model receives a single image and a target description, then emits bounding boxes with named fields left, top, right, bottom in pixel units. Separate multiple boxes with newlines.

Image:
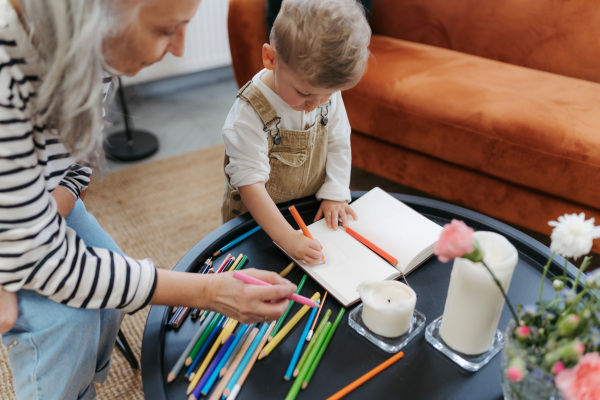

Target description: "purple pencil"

left=189, top=334, right=235, bottom=400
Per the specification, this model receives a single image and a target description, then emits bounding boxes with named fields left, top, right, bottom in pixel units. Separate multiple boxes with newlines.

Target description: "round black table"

left=141, top=193, right=577, bottom=400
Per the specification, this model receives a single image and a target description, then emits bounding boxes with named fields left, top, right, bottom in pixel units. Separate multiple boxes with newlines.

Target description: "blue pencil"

left=212, top=225, right=261, bottom=257
left=190, top=334, right=236, bottom=400
left=186, top=315, right=226, bottom=378
left=200, top=324, right=250, bottom=396
left=222, top=322, right=269, bottom=399
left=284, top=300, right=319, bottom=380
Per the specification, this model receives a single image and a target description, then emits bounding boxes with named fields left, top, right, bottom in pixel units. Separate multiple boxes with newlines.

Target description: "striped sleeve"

left=0, top=40, right=156, bottom=313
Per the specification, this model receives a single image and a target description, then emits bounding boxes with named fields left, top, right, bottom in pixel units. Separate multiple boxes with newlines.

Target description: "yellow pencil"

left=186, top=317, right=231, bottom=394
left=279, top=262, right=295, bottom=278
left=227, top=254, right=245, bottom=271
left=221, top=319, right=239, bottom=344
left=258, top=292, right=320, bottom=360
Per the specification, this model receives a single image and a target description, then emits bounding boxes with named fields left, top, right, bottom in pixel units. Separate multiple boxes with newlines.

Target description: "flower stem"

left=572, top=256, right=591, bottom=293
left=539, top=252, right=555, bottom=302
left=481, top=260, right=519, bottom=325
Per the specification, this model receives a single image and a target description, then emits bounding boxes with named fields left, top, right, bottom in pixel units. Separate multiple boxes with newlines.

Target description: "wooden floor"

left=104, top=66, right=552, bottom=249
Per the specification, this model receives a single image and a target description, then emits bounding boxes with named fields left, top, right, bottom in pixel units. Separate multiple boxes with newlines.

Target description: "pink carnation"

left=555, top=352, right=600, bottom=400
left=434, top=219, right=475, bottom=263
left=506, top=366, right=525, bottom=382
left=515, top=325, right=530, bottom=340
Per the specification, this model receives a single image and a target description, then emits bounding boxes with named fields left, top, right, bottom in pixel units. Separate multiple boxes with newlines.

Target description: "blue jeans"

left=2, top=200, right=125, bottom=400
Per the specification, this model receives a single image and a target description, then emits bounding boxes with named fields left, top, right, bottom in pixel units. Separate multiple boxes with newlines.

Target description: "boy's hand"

left=279, top=230, right=323, bottom=265
left=314, top=200, right=357, bottom=230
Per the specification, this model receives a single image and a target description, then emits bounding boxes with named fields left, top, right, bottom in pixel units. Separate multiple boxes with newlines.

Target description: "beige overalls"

left=222, top=81, right=330, bottom=222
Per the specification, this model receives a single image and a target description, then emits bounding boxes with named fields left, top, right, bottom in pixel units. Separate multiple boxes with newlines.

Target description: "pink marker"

left=232, top=271, right=318, bottom=308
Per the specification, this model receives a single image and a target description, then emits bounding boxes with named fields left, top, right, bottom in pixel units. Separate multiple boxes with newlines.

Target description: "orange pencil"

left=289, top=205, right=324, bottom=261
left=344, top=226, right=398, bottom=266
left=325, top=351, right=405, bottom=400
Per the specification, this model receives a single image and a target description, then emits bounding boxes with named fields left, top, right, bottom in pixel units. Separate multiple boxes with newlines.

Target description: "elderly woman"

left=0, top=0, right=296, bottom=398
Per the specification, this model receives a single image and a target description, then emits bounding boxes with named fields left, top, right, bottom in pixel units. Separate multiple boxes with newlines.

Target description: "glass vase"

left=501, top=320, right=564, bottom=400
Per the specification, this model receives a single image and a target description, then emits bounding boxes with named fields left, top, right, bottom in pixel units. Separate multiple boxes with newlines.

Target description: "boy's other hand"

left=314, top=200, right=357, bottom=230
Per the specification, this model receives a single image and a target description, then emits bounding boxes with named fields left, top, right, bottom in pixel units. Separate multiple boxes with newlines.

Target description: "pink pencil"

left=232, top=271, right=318, bottom=308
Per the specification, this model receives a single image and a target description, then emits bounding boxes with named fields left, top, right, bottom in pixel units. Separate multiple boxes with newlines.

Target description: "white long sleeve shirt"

left=0, top=0, right=156, bottom=313
left=222, top=69, right=352, bottom=202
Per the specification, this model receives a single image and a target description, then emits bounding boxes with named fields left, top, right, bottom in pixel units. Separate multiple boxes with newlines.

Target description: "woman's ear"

left=262, top=44, right=276, bottom=70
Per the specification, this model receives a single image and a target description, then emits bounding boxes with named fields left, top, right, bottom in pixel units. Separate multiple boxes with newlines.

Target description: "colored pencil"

left=270, top=275, right=307, bottom=340
left=228, top=254, right=245, bottom=272
left=212, top=225, right=261, bottom=257
left=233, top=254, right=248, bottom=270
left=302, top=308, right=346, bottom=389
left=325, top=351, right=405, bottom=400
left=226, top=322, right=276, bottom=400
left=185, top=312, right=219, bottom=366
left=306, top=291, right=327, bottom=341
left=200, top=324, right=251, bottom=396
left=215, top=254, right=233, bottom=274
left=207, top=327, right=258, bottom=400
left=188, top=334, right=236, bottom=400
left=344, top=226, right=398, bottom=266
left=286, top=322, right=332, bottom=400
left=185, top=315, right=225, bottom=376
left=279, top=261, right=295, bottom=278
left=167, top=315, right=214, bottom=383
left=222, top=322, right=272, bottom=398
left=177, top=257, right=213, bottom=323
left=285, top=300, right=319, bottom=380
left=258, top=292, right=321, bottom=360
left=293, top=309, right=331, bottom=377
left=220, top=324, right=255, bottom=377
left=232, top=271, right=318, bottom=308
left=289, top=205, right=324, bottom=261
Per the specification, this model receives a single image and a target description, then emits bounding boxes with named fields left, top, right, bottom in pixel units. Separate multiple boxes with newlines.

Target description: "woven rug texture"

left=0, top=144, right=226, bottom=399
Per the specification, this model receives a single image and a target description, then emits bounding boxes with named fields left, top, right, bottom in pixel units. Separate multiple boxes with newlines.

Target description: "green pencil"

left=234, top=254, right=248, bottom=270
left=269, top=274, right=307, bottom=340
left=302, top=307, right=345, bottom=389
left=293, top=308, right=331, bottom=377
left=285, top=322, right=332, bottom=400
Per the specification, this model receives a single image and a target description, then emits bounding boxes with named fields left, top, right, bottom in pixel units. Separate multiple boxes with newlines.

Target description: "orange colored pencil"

left=289, top=205, right=324, bottom=261
left=344, top=226, right=398, bottom=266
left=325, top=351, right=405, bottom=400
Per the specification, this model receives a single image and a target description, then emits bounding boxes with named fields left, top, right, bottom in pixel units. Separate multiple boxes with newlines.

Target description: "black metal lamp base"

left=104, top=129, right=159, bottom=162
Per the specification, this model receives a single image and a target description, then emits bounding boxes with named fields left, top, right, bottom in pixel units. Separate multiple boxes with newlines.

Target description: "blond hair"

left=270, top=0, right=371, bottom=89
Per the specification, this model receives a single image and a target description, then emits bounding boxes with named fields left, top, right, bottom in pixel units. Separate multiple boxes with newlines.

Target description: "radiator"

left=123, top=0, right=232, bottom=85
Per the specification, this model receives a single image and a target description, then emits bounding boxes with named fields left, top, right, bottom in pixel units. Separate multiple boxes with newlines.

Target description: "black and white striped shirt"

left=0, top=0, right=156, bottom=313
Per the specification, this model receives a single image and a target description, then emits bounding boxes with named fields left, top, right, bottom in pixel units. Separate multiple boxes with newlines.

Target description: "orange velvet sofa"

left=227, top=0, right=600, bottom=253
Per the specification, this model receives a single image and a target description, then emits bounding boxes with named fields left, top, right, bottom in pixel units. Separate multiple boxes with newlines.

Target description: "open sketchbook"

left=278, top=187, right=444, bottom=307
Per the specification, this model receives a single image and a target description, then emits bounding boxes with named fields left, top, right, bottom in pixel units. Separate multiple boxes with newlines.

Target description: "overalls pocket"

left=267, top=150, right=308, bottom=199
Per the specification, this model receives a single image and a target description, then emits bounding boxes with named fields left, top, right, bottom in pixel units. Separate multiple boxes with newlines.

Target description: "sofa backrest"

left=370, top=0, right=600, bottom=83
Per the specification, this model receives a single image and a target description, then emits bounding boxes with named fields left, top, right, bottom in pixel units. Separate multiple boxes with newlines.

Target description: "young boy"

left=221, top=0, right=371, bottom=264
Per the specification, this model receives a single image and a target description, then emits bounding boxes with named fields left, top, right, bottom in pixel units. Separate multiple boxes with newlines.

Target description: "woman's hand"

left=152, top=268, right=298, bottom=324
left=314, top=200, right=357, bottom=229
left=0, top=286, right=18, bottom=334
left=278, top=230, right=323, bottom=265
left=207, top=269, right=298, bottom=324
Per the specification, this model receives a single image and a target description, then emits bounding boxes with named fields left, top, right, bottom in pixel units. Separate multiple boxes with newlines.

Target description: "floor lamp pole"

left=104, top=78, right=159, bottom=161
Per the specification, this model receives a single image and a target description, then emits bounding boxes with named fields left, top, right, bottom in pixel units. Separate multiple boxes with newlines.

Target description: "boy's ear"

left=262, top=44, right=276, bottom=70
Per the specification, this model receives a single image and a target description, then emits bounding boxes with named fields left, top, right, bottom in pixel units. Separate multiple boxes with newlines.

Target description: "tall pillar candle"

left=439, top=231, right=518, bottom=355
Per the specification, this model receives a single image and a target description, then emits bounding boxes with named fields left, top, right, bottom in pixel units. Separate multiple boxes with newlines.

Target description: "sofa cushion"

left=343, top=35, right=600, bottom=209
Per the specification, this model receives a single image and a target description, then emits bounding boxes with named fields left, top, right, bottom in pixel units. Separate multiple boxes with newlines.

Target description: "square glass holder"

left=424, top=315, right=504, bottom=372
left=348, top=304, right=426, bottom=353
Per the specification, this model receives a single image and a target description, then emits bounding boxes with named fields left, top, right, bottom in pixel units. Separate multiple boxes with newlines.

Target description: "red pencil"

left=344, top=226, right=398, bottom=266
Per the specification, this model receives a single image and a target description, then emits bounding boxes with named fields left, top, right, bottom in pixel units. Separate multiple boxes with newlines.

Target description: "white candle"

left=357, top=280, right=417, bottom=338
left=439, top=231, right=518, bottom=355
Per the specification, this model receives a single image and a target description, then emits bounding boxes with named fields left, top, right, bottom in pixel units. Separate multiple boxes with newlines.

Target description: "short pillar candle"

left=439, top=231, right=518, bottom=355
left=358, top=280, right=417, bottom=338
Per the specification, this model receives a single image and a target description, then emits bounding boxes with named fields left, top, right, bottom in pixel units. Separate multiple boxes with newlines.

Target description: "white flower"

left=548, top=213, right=600, bottom=259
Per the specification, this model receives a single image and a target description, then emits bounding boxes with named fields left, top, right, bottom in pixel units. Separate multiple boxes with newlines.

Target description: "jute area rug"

left=0, top=144, right=226, bottom=399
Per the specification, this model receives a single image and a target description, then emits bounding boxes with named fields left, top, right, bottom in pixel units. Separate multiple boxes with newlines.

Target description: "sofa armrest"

left=228, top=0, right=268, bottom=88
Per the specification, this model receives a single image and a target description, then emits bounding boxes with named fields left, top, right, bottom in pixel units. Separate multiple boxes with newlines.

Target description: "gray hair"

left=271, top=0, right=371, bottom=89
left=18, top=0, right=141, bottom=167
